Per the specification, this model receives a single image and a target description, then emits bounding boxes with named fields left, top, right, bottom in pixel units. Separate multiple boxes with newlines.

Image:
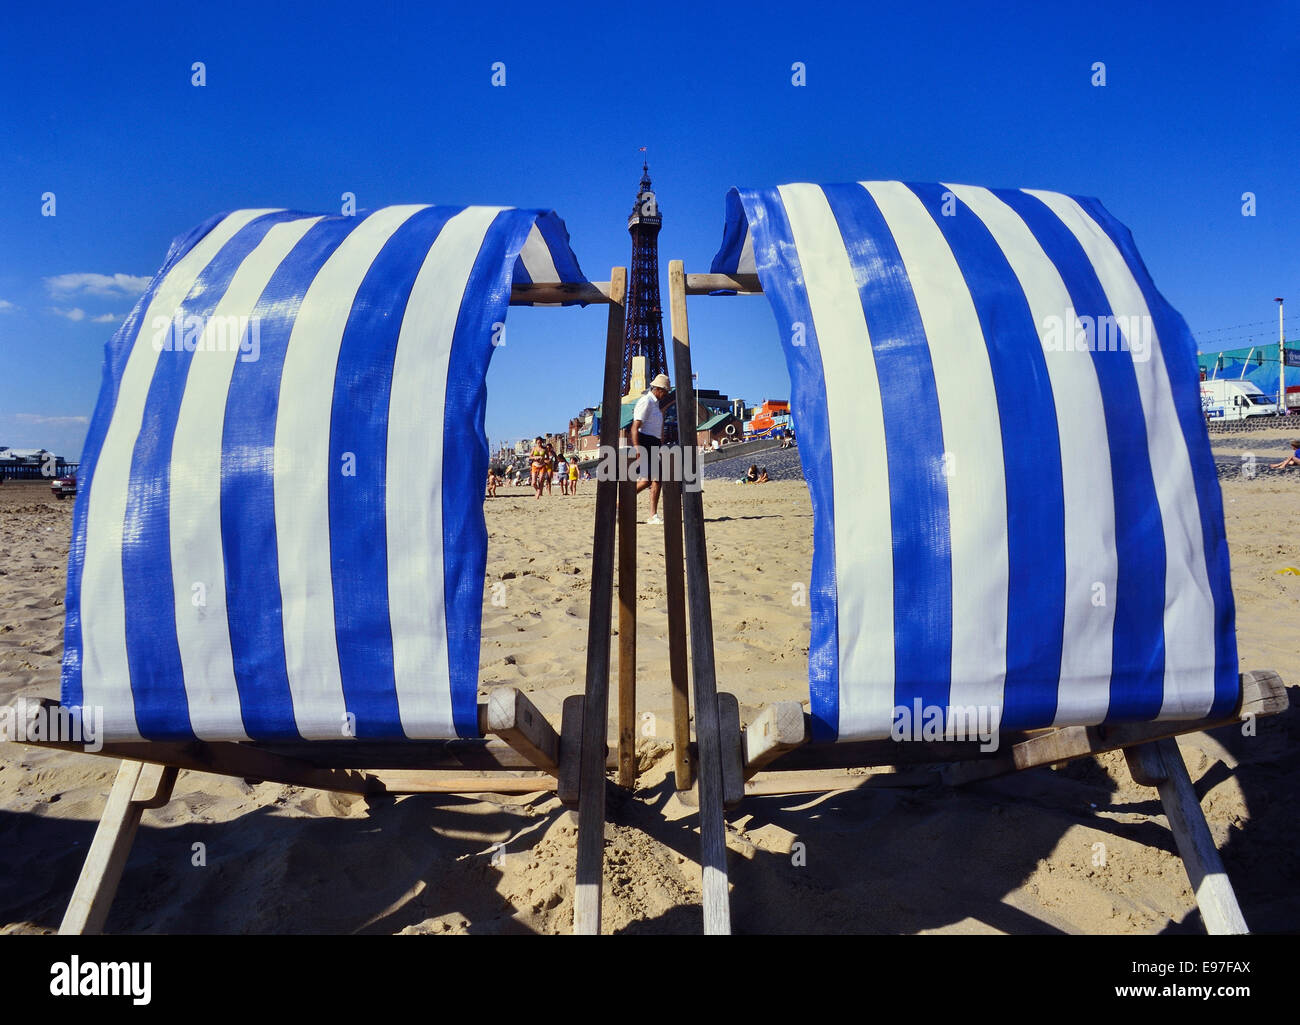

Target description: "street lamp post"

left=1276, top=298, right=1287, bottom=415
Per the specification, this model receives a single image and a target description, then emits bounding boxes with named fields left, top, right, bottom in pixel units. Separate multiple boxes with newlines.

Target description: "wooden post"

left=617, top=479, right=637, bottom=788
left=662, top=480, right=693, bottom=790
left=1124, top=738, right=1249, bottom=934
left=574, top=267, right=627, bottom=935
left=667, top=259, right=731, bottom=935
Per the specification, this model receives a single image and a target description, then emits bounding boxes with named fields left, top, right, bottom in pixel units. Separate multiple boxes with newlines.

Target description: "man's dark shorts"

left=637, top=434, right=661, bottom=479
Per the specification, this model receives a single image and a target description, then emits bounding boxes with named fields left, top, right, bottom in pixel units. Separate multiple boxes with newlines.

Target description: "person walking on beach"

left=543, top=442, right=557, bottom=496
left=1270, top=439, right=1300, bottom=470
left=631, top=373, right=670, bottom=524
left=529, top=437, right=547, bottom=499
left=568, top=456, right=580, bottom=494
left=556, top=452, right=569, bottom=495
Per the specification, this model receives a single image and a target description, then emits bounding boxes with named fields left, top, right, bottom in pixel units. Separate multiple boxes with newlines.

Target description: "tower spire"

left=622, top=161, right=669, bottom=416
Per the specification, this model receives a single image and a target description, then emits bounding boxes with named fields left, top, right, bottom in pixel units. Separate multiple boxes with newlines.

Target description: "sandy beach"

left=2, top=431, right=1297, bottom=934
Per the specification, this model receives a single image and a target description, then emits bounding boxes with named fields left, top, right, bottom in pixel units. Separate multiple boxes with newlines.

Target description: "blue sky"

left=2, top=0, right=1297, bottom=458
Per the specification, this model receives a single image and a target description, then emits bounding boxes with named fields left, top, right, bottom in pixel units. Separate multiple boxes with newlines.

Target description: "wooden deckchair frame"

left=664, top=260, right=1291, bottom=935
left=5, top=269, right=630, bottom=936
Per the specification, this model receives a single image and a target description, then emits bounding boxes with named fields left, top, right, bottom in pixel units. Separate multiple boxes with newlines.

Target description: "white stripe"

left=736, top=228, right=757, bottom=276
left=518, top=223, right=558, bottom=284
left=79, top=209, right=279, bottom=741
left=273, top=205, right=428, bottom=740
left=168, top=216, right=322, bottom=741
left=863, top=182, right=1009, bottom=729
left=777, top=184, right=895, bottom=741
left=1028, top=190, right=1217, bottom=720
left=948, top=184, right=1118, bottom=727
left=386, top=206, right=505, bottom=738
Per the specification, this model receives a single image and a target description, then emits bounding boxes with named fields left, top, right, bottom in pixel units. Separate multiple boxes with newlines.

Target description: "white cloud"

left=11, top=413, right=90, bottom=427
left=91, top=312, right=120, bottom=323
left=44, top=272, right=151, bottom=298
left=50, top=307, right=87, bottom=321
left=0, top=300, right=17, bottom=313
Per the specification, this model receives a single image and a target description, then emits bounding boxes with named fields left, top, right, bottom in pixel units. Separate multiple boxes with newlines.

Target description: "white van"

left=1200, top=379, right=1278, bottom=421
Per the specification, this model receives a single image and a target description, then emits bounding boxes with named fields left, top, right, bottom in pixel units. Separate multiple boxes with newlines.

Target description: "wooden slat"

left=574, top=266, right=627, bottom=935
left=684, top=273, right=763, bottom=296
left=1124, top=739, right=1249, bottom=934
left=60, top=760, right=147, bottom=935
left=558, top=695, right=585, bottom=808
left=617, top=479, right=638, bottom=787
left=481, top=688, right=561, bottom=775
left=668, top=259, right=730, bottom=935
left=744, top=767, right=939, bottom=797
left=742, top=702, right=808, bottom=780
left=718, top=693, right=744, bottom=809
left=24, top=735, right=375, bottom=794
left=365, top=771, right=556, bottom=795
left=510, top=281, right=613, bottom=305
left=661, top=481, right=694, bottom=790
left=258, top=739, right=548, bottom=771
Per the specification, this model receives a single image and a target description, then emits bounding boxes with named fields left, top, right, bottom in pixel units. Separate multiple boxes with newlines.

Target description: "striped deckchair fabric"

left=710, top=181, right=1238, bottom=743
left=62, top=205, right=589, bottom=744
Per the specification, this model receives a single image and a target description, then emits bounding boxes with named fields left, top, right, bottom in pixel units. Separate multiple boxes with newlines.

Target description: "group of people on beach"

left=486, top=438, right=586, bottom=499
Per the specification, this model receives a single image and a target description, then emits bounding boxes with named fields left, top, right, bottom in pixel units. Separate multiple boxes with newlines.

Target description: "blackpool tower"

left=622, top=162, right=669, bottom=399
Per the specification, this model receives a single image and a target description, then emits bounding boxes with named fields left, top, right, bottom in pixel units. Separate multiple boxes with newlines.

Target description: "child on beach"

left=1270, top=439, right=1300, bottom=470
left=556, top=453, right=569, bottom=495
left=568, top=457, right=580, bottom=494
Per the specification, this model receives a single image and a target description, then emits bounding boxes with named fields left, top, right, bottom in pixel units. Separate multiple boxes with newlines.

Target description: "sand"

left=1, top=436, right=1297, bottom=934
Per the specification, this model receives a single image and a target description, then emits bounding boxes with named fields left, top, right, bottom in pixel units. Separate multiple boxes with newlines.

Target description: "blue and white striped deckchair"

left=664, top=180, right=1287, bottom=935
left=13, top=203, right=627, bottom=934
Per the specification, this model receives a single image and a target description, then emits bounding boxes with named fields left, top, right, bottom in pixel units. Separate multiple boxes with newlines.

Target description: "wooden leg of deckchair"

left=662, top=481, right=693, bottom=790
left=573, top=267, right=627, bottom=935
left=1124, top=738, right=1249, bottom=935
left=668, top=260, right=730, bottom=935
left=60, top=759, right=177, bottom=935
left=617, top=479, right=637, bottom=788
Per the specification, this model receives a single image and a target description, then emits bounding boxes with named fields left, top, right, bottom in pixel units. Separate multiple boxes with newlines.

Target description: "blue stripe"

left=996, top=189, right=1167, bottom=722
left=708, top=190, right=750, bottom=279
left=220, top=214, right=364, bottom=740
left=442, top=209, right=543, bottom=737
left=733, top=188, right=842, bottom=740
left=328, top=206, right=458, bottom=739
left=906, top=183, right=1067, bottom=730
left=1074, top=197, right=1239, bottom=718
left=821, top=183, right=954, bottom=723
left=61, top=213, right=227, bottom=714
left=122, top=211, right=302, bottom=739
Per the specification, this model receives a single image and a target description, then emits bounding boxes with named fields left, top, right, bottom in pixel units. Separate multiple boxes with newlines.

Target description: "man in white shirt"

left=630, top=373, right=670, bottom=524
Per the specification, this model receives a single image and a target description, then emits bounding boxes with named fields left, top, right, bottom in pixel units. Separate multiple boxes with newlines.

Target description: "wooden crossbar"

left=510, top=281, right=615, bottom=304
left=683, top=273, right=762, bottom=295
